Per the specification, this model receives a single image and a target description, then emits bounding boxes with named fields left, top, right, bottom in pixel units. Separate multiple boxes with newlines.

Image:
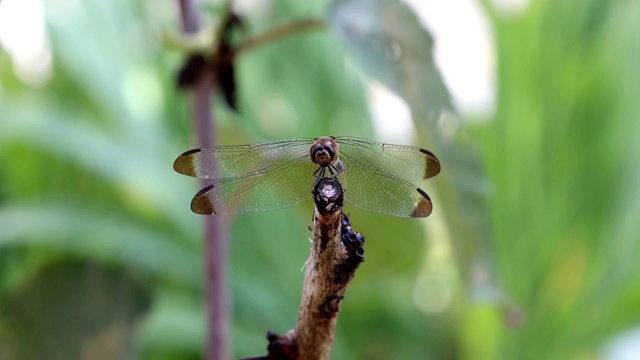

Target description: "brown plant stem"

left=232, top=18, right=326, bottom=58
left=177, top=1, right=229, bottom=359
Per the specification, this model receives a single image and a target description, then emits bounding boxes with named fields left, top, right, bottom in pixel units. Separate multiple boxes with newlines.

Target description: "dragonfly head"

left=310, top=136, right=338, bottom=168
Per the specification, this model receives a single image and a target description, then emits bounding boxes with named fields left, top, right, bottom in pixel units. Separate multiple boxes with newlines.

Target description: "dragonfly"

left=173, top=136, right=441, bottom=218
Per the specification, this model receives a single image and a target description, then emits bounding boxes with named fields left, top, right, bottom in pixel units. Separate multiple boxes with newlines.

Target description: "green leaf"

left=1, top=261, right=150, bottom=360
left=0, top=204, right=201, bottom=286
left=327, top=0, right=452, bottom=124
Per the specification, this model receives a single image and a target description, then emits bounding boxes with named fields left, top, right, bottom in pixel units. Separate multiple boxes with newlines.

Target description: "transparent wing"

left=191, top=154, right=319, bottom=215
left=173, top=138, right=314, bottom=180
left=337, top=153, right=433, bottom=218
left=335, top=136, right=440, bottom=180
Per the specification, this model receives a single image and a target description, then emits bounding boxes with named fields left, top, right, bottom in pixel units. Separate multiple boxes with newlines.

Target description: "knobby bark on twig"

left=252, top=178, right=365, bottom=360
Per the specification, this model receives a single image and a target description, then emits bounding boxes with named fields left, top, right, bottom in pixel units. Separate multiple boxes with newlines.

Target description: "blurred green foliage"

left=0, top=0, right=639, bottom=359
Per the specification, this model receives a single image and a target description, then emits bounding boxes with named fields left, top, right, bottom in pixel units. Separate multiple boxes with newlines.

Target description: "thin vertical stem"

left=177, top=1, right=229, bottom=359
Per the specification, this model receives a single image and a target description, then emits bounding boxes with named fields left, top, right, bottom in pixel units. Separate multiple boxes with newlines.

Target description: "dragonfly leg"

left=328, top=163, right=343, bottom=178
left=313, top=168, right=328, bottom=187
left=330, top=160, right=344, bottom=176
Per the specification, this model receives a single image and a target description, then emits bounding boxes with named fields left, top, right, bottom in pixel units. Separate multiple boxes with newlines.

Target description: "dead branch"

left=253, top=177, right=365, bottom=360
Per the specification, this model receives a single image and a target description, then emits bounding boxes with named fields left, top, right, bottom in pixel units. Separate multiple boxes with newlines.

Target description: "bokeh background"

left=1, top=0, right=640, bottom=359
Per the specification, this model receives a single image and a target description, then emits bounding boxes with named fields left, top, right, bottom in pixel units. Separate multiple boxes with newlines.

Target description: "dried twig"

left=256, top=178, right=365, bottom=360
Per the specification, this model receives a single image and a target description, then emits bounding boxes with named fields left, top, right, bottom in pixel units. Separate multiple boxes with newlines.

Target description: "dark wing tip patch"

left=190, top=184, right=217, bottom=215
left=419, top=148, right=441, bottom=179
left=173, top=149, right=202, bottom=176
left=181, top=148, right=203, bottom=157
left=411, top=188, right=433, bottom=217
